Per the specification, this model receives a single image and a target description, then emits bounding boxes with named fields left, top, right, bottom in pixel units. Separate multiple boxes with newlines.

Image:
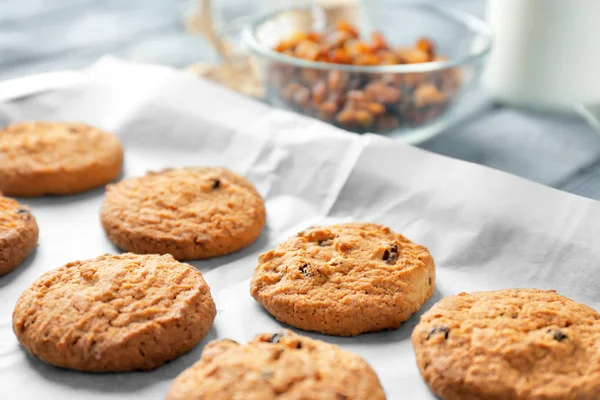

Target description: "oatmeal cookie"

left=251, top=223, right=435, bottom=336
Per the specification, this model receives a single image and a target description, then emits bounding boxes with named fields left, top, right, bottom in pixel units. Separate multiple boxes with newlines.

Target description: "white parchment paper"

left=1, top=58, right=599, bottom=400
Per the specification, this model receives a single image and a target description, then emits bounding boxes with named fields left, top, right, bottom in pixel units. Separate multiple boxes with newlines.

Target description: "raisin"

left=312, top=80, right=327, bottom=104
left=295, top=341, right=303, bottom=349
left=548, top=329, right=568, bottom=342
left=293, top=86, right=311, bottom=107
left=366, top=102, right=385, bottom=115
left=269, top=332, right=284, bottom=344
left=282, top=82, right=303, bottom=102
left=414, top=83, right=445, bottom=107
left=299, top=263, right=313, bottom=277
left=319, top=101, right=338, bottom=115
left=347, top=90, right=365, bottom=102
left=328, top=70, right=348, bottom=91
left=427, top=326, right=449, bottom=340
left=212, top=179, right=221, bottom=189
left=355, top=110, right=374, bottom=127
left=336, top=108, right=355, bottom=125
left=336, top=394, right=348, bottom=400
left=300, top=69, right=321, bottom=86
left=382, top=244, right=399, bottom=264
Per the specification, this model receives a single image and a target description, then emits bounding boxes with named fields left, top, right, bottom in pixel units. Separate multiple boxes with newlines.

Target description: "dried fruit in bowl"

left=268, top=20, right=461, bottom=134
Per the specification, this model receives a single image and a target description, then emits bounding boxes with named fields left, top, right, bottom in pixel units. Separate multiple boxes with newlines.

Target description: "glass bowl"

left=243, top=2, right=492, bottom=142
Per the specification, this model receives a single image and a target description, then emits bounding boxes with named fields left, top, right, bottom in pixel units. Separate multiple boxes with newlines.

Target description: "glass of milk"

left=483, top=0, right=600, bottom=111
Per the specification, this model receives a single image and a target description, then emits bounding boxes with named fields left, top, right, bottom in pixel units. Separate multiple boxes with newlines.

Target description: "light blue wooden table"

left=2, top=0, right=600, bottom=199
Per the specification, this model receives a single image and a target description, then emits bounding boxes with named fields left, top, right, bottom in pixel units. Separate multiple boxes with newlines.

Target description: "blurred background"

left=0, top=0, right=483, bottom=78
left=2, top=0, right=600, bottom=198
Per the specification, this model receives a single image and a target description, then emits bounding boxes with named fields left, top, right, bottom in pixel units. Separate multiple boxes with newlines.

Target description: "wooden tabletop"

left=2, top=0, right=599, bottom=200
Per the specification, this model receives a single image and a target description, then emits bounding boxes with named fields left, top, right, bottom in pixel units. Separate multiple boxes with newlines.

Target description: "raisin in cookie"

left=167, top=330, right=386, bottom=400
left=0, top=122, right=123, bottom=196
left=0, top=195, right=38, bottom=275
left=12, top=253, right=216, bottom=372
left=100, top=167, right=266, bottom=260
left=412, top=289, right=600, bottom=400
left=250, top=223, right=435, bottom=336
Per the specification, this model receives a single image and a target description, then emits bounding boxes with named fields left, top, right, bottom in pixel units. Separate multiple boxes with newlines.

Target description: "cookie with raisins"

left=0, top=122, right=123, bottom=196
left=101, top=167, right=265, bottom=260
left=167, top=330, right=386, bottom=400
left=412, top=289, right=600, bottom=400
left=0, top=194, right=38, bottom=275
left=250, top=222, right=435, bottom=336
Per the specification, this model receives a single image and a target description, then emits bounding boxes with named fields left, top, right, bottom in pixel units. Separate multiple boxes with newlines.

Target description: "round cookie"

left=167, top=329, right=386, bottom=400
left=250, top=223, right=435, bottom=336
left=0, top=195, right=38, bottom=276
left=0, top=122, right=123, bottom=196
left=412, top=289, right=600, bottom=400
left=100, top=167, right=266, bottom=260
left=12, top=253, right=216, bottom=372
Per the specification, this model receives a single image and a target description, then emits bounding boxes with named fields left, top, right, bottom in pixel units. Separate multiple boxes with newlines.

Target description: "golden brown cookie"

left=167, top=329, right=386, bottom=400
left=0, top=194, right=38, bottom=276
left=100, top=167, right=266, bottom=260
left=412, top=289, right=600, bottom=400
left=250, top=223, right=435, bottom=336
left=12, top=253, right=216, bottom=372
left=0, top=122, right=123, bottom=196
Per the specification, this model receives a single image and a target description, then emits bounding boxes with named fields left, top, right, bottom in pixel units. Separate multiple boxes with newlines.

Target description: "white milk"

left=483, top=0, right=600, bottom=110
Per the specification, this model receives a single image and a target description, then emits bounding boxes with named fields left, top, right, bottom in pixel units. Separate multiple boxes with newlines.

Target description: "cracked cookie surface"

left=250, top=223, right=435, bottom=336
left=0, top=122, right=123, bottom=196
left=412, top=289, right=600, bottom=400
left=12, top=253, right=216, bottom=372
left=0, top=195, right=38, bottom=275
left=167, top=329, right=386, bottom=400
left=100, top=167, right=266, bottom=260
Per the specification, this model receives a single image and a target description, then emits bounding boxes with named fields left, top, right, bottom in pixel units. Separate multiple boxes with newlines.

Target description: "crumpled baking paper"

left=0, top=57, right=598, bottom=399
